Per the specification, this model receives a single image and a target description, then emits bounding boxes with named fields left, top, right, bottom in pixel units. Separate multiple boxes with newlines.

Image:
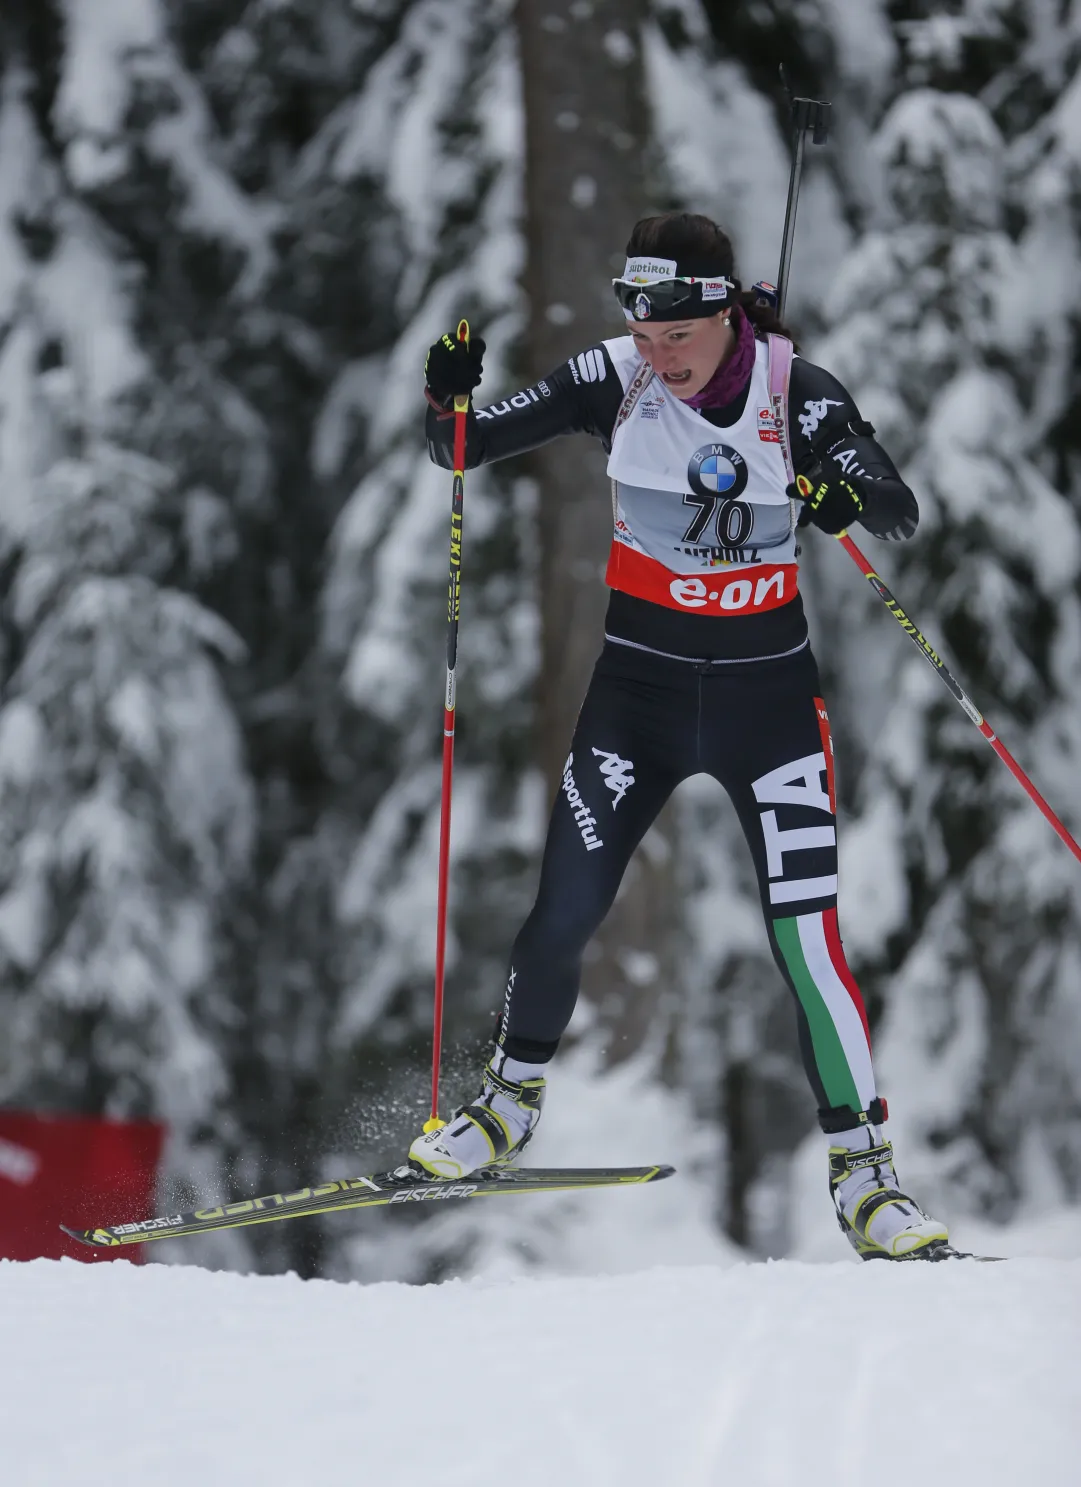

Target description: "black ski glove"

left=424, top=331, right=486, bottom=408
left=790, top=463, right=866, bottom=534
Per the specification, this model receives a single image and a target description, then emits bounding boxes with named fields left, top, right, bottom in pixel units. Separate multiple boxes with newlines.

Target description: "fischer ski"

left=61, top=1163, right=675, bottom=1249
left=868, top=1243, right=1005, bottom=1264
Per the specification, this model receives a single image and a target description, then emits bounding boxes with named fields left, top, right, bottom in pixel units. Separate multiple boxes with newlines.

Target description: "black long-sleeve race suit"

left=425, top=339, right=917, bottom=1131
left=427, top=341, right=916, bottom=665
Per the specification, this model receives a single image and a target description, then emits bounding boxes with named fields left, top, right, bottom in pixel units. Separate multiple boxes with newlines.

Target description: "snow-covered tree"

left=646, top=0, right=1081, bottom=1252
left=643, top=0, right=851, bottom=1250
left=792, top=3, right=1081, bottom=1240
left=3, top=0, right=1077, bottom=1280
left=0, top=56, right=254, bottom=1188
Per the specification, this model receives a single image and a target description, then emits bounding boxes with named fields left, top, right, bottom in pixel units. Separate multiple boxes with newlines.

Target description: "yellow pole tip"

left=423, top=1117, right=446, bottom=1134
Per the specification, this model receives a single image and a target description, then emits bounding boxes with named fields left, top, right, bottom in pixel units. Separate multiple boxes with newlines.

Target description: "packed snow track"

left=3, top=1252, right=1078, bottom=1485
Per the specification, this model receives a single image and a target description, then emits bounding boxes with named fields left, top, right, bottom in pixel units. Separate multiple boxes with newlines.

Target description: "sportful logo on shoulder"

left=576, top=349, right=607, bottom=383
left=798, top=398, right=843, bottom=439
left=592, top=748, right=635, bottom=808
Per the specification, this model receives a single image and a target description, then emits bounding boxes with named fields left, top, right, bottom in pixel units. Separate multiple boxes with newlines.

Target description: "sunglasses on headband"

left=611, top=260, right=737, bottom=321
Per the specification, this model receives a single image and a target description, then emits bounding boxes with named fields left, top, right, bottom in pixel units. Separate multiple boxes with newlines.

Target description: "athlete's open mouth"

left=661, top=369, right=693, bottom=385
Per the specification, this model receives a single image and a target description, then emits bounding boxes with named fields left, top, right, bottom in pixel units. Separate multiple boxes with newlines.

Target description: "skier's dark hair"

left=625, top=212, right=798, bottom=344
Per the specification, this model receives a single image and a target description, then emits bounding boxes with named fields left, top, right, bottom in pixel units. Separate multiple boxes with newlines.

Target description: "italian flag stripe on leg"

left=822, top=906, right=871, bottom=1046
left=773, top=911, right=877, bottom=1113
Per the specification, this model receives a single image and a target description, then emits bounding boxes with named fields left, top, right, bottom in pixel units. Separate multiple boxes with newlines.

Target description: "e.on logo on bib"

left=603, top=545, right=798, bottom=617
left=669, top=566, right=790, bottom=613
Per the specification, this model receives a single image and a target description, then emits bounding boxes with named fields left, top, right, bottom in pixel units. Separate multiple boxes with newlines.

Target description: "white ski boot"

left=830, top=1122, right=948, bottom=1260
left=408, top=1053, right=546, bottom=1180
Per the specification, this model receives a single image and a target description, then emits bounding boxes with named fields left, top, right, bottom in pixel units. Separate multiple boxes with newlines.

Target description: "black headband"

left=612, top=256, right=738, bottom=322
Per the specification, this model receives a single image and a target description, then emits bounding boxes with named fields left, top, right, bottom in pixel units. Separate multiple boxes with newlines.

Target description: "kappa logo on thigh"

left=592, top=748, right=636, bottom=808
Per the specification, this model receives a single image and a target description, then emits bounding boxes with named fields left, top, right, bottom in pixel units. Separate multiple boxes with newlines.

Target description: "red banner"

left=0, top=1110, right=165, bottom=1262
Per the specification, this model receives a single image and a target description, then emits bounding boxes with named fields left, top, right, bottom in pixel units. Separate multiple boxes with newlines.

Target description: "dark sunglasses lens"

left=613, top=279, right=695, bottom=315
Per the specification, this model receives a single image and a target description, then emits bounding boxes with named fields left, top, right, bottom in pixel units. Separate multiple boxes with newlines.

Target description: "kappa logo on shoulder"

left=798, top=398, right=843, bottom=439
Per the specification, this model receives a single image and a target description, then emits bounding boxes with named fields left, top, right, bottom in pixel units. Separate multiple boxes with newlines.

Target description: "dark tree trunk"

left=517, top=0, right=650, bottom=785
left=516, top=0, right=680, bottom=1065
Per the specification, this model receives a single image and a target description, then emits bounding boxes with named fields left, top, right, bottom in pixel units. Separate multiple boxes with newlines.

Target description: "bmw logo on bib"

left=687, top=443, right=748, bottom=500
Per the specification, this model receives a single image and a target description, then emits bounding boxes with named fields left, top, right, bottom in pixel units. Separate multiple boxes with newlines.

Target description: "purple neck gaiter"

left=681, top=309, right=757, bottom=410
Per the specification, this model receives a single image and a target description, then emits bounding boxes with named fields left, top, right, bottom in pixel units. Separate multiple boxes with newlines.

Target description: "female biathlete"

left=409, top=212, right=947, bottom=1261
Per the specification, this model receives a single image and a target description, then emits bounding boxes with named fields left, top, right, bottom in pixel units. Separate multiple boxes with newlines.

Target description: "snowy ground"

left=5, top=1051, right=1079, bottom=1485
left=4, top=1229, right=1080, bottom=1486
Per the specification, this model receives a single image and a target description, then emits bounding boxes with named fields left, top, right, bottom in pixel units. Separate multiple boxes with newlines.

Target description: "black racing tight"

left=496, top=640, right=878, bottom=1124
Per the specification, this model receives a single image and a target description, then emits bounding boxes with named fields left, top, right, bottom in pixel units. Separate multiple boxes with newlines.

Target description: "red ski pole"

left=836, top=530, right=1081, bottom=867
left=425, top=318, right=471, bottom=1134
left=769, top=83, right=1079, bottom=864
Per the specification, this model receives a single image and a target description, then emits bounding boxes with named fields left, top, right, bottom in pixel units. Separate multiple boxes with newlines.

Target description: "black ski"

left=868, top=1242, right=1005, bottom=1264
left=61, top=1163, right=675, bottom=1249
left=922, top=1244, right=1005, bottom=1263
